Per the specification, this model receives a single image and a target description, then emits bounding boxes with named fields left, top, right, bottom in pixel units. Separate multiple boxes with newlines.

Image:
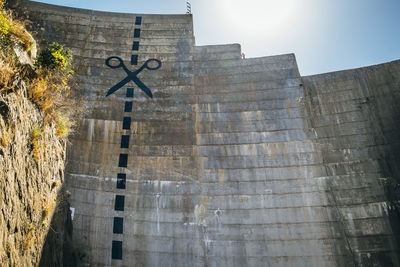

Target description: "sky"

left=34, top=0, right=400, bottom=75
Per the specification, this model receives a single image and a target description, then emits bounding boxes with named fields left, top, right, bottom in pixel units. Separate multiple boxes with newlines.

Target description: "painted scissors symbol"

left=105, top=56, right=162, bottom=98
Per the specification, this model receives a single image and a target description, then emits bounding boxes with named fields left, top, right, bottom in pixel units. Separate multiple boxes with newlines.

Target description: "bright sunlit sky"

left=34, top=0, right=400, bottom=75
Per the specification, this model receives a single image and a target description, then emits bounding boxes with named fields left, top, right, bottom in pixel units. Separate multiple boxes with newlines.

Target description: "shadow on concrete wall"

left=39, top=185, right=78, bottom=267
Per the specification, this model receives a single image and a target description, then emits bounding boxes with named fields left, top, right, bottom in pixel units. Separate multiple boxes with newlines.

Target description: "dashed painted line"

left=111, top=15, right=142, bottom=261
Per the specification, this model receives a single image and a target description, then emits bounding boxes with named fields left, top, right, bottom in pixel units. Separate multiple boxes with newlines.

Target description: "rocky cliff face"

left=0, top=84, right=66, bottom=266
left=0, top=3, right=76, bottom=265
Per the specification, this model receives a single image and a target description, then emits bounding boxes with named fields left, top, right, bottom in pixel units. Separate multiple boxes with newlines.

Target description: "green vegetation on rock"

left=0, top=0, right=33, bottom=50
left=36, top=42, right=72, bottom=70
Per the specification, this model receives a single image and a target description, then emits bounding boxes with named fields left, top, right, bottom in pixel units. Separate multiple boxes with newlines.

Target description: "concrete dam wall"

left=21, top=1, right=400, bottom=266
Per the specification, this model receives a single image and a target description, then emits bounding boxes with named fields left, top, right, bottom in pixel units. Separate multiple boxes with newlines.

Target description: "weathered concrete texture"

left=21, top=1, right=400, bottom=266
left=302, top=60, right=400, bottom=266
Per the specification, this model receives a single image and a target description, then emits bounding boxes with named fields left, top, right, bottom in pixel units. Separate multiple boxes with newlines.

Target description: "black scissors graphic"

left=105, top=56, right=162, bottom=98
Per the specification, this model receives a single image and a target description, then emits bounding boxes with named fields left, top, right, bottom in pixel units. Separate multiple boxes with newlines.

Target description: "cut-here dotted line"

left=111, top=16, right=142, bottom=261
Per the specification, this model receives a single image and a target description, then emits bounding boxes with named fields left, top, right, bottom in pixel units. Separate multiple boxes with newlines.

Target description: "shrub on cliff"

left=30, top=42, right=78, bottom=137
left=35, top=42, right=72, bottom=70
left=0, top=0, right=33, bottom=50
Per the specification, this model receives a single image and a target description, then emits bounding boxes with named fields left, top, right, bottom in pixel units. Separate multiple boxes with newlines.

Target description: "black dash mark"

left=124, top=101, right=133, bottom=112
left=112, top=240, right=123, bottom=259
left=132, top=41, right=139, bottom=51
left=126, top=88, right=134, bottom=97
left=122, top=117, right=131, bottom=130
left=115, top=195, right=125, bottom=211
left=131, top=55, right=138, bottom=65
left=134, top=28, right=141, bottom=38
left=117, top=173, right=126, bottom=189
left=135, top=16, right=142, bottom=25
left=118, top=154, right=128, bottom=167
left=120, top=135, right=130, bottom=148
left=113, top=217, right=124, bottom=234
